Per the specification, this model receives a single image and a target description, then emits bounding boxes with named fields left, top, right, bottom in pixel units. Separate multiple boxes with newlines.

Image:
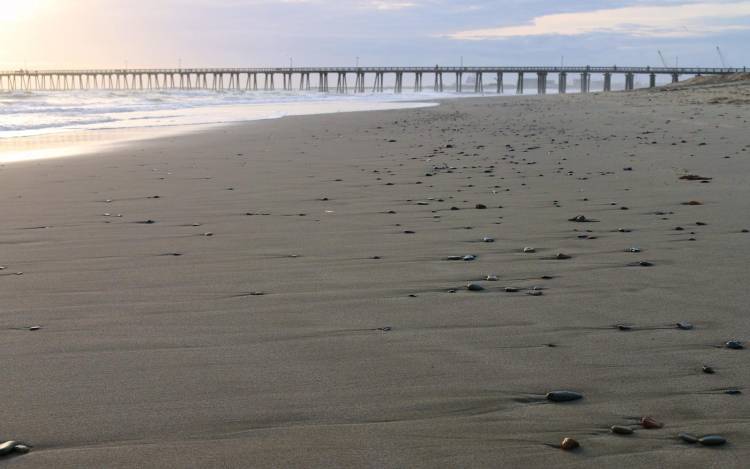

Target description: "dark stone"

left=698, top=435, right=727, bottom=446
left=546, top=390, right=583, bottom=402
left=611, top=425, right=634, bottom=435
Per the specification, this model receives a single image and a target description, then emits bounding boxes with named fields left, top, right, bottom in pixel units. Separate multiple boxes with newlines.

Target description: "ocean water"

left=0, top=89, right=460, bottom=162
left=0, top=89, right=452, bottom=139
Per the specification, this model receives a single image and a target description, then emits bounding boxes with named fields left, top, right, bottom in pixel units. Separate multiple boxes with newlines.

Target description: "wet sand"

left=1, top=82, right=749, bottom=468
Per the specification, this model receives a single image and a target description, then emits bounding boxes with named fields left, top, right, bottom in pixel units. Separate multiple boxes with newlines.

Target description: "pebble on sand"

left=0, top=441, right=30, bottom=456
left=640, top=416, right=663, bottom=429
left=466, top=283, right=484, bottom=292
left=679, top=174, right=712, bottom=181
left=560, top=438, right=580, bottom=450
left=611, top=425, right=634, bottom=435
left=725, top=340, right=744, bottom=349
left=676, top=322, right=694, bottom=330
left=482, top=237, right=495, bottom=243
left=702, top=365, right=715, bottom=374
left=523, top=247, right=536, bottom=253
left=698, top=435, right=727, bottom=446
left=569, top=215, right=596, bottom=222
left=475, top=204, right=487, bottom=209
left=546, top=390, right=583, bottom=402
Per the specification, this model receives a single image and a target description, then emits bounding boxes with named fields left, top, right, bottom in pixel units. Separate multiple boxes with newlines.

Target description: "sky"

left=0, top=0, right=748, bottom=69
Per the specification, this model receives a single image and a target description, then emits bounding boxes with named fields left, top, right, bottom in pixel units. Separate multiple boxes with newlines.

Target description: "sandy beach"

left=2, top=80, right=749, bottom=468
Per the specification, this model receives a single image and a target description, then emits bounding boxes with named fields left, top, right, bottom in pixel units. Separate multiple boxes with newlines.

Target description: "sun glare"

left=0, top=0, right=46, bottom=23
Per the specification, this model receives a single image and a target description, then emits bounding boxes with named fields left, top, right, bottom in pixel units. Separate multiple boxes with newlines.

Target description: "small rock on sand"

left=0, top=441, right=30, bottom=456
left=698, top=435, right=727, bottom=446
left=569, top=215, right=596, bottom=222
left=546, top=390, right=583, bottom=402
left=611, top=425, right=634, bottom=435
left=560, top=438, right=580, bottom=451
left=725, top=340, right=743, bottom=349
left=640, top=416, right=663, bottom=429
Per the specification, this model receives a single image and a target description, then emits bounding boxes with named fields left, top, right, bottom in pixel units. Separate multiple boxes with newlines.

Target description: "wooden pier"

left=0, top=66, right=745, bottom=93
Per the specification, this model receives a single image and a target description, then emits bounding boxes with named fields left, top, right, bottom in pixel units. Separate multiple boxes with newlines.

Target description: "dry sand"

left=1, top=81, right=749, bottom=468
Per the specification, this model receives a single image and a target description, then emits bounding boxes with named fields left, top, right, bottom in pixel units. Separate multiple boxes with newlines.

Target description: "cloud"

left=449, top=1, right=750, bottom=39
left=368, top=0, right=418, bottom=10
left=190, top=0, right=420, bottom=9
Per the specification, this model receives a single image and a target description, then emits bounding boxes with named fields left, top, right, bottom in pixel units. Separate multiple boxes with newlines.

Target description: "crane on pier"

left=716, top=46, right=729, bottom=68
left=657, top=50, right=669, bottom=68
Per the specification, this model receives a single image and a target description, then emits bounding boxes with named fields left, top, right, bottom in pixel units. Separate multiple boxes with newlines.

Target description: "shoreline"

left=1, top=83, right=748, bottom=468
left=0, top=98, right=440, bottom=164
